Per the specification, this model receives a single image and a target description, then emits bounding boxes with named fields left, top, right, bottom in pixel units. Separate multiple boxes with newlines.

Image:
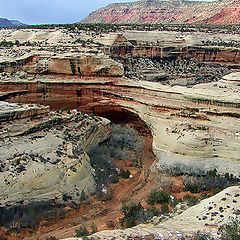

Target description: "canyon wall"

left=2, top=76, right=240, bottom=177
left=0, top=54, right=124, bottom=77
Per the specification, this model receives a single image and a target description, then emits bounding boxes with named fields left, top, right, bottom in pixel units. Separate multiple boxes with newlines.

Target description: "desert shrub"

left=90, top=223, right=98, bottom=234
left=183, top=183, right=199, bottom=193
left=180, top=231, right=214, bottom=240
left=121, top=202, right=143, bottom=228
left=46, top=237, right=58, bottom=240
left=0, top=201, right=65, bottom=229
left=88, top=124, right=143, bottom=191
left=88, top=144, right=117, bottom=190
left=136, top=207, right=162, bottom=224
left=161, top=203, right=169, bottom=214
left=200, top=193, right=210, bottom=200
left=183, top=194, right=199, bottom=206
left=195, top=169, right=229, bottom=191
left=110, top=173, right=120, bottom=183
left=213, top=187, right=221, bottom=195
left=182, top=218, right=240, bottom=239
left=162, top=162, right=206, bottom=177
left=119, top=169, right=130, bottom=179
left=79, top=190, right=88, bottom=201
left=62, top=193, right=72, bottom=202
left=75, top=225, right=89, bottom=237
left=218, top=217, right=240, bottom=240
left=170, top=197, right=182, bottom=207
left=147, top=190, right=170, bottom=205
left=182, top=169, right=235, bottom=192
left=107, top=124, right=143, bottom=165
left=125, top=216, right=136, bottom=228
left=105, top=220, right=115, bottom=228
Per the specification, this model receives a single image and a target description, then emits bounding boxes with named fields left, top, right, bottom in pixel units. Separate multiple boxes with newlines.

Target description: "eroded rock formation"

left=0, top=100, right=110, bottom=207
left=0, top=54, right=124, bottom=77
left=81, top=0, right=240, bottom=24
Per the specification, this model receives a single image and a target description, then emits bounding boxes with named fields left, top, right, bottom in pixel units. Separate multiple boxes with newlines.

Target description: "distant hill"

left=9, top=20, right=25, bottom=26
left=81, top=0, right=240, bottom=24
left=0, top=18, right=24, bottom=27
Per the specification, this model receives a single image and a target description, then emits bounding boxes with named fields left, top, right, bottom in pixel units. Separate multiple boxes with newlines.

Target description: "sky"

left=1, top=0, right=134, bottom=25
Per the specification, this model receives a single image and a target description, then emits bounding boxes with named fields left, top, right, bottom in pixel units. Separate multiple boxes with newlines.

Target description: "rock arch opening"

left=90, top=105, right=152, bottom=136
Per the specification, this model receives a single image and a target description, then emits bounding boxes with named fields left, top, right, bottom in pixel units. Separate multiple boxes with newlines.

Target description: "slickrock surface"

left=82, top=0, right=240, bottom=24
left=0, top=102, right=110, bottom=207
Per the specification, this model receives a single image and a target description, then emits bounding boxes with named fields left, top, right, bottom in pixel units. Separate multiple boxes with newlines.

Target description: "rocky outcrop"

left=121, top=57, right=230, bottom=85
left=0, top=101, right=49, bottom=121
left=2, top=74, right=240, bottom=177
left=47, top=55, right=124, bottom=76
left=0, top=103, right=110, bottom=207
left=0, top=54, right=124, bottom=77
left=81, top=0, right=240, bottom=25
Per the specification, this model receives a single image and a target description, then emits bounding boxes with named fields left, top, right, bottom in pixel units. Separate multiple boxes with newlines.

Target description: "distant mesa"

left=9, top=20, right=25, bottom=26
left=81, top=0, right=240, bottom=24
left=0, top=18, right=25, bottom=27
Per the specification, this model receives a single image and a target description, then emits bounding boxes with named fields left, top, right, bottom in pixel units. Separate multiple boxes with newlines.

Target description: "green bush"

left=213, top=187, right=221, bottom=195
left=88, top=124, right=143, bottom=191
left=90, top=223, right=98, bottom=234
left=218, top=218, right=240, bottom=240
left=147, top=190, right=170, bottom=205
left=119, top=169, right=130, bottom=179
left=183, top=183, right=199, bottom=193
left=181, top=218, right=240, bottom=239
left=180, top=231, right=214, bottom=240
left=75, top=225, right=89, bottom=237
left=110, top=173, right=120, bottom=183
left=170, top=197, right=182, bottom=207
left=125, top=216, right=136, bottom=228
left=161, top=203, right=169, bottom=214
left=137, top=207, right=162, bottom=224
left=183, top=194, right=199, bottom=206
left=46, top=237, right=58, bottom=240
left=121, top=202, right=143, bottom=228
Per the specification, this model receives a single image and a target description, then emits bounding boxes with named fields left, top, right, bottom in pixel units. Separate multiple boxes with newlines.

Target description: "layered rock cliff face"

left=0, top=100, right=110, bottom=207
left=81, top=0, right=240, bottom=24
left=0, top=54, right=124, bottom=77
left=2, top=73, right=240, bottom=177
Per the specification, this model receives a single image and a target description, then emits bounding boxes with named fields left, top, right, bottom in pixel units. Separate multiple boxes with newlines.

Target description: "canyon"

left=1, top=26, right=240, bottom=239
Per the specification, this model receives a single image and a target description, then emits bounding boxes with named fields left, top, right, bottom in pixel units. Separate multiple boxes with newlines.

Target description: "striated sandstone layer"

left=0, top=54, right=124, bottom=77
left=2, top=74, right=240, bottom=177
left=0, top=101, right=110, bottom=207
left=81, top=0, right=240, bottom=24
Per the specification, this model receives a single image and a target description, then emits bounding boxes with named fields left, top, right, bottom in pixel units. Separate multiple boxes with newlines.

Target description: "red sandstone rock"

left=81, top=0, right=240, bottom=24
